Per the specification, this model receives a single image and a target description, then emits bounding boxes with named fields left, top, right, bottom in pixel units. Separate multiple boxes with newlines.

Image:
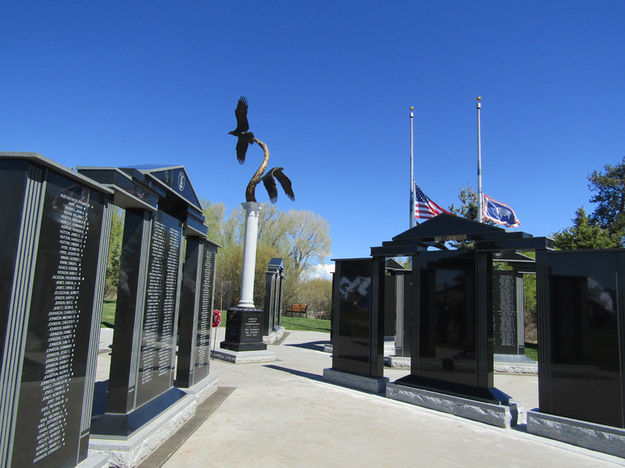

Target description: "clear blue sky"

left=2, top=1, right=624, bottom=268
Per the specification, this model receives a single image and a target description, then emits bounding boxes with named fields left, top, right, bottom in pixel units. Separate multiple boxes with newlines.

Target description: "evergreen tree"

left=448, top=183, right=480, bottom=221
left=588, top=156, right=625, bottom=243
left=553, top=207, right=619, bottom=250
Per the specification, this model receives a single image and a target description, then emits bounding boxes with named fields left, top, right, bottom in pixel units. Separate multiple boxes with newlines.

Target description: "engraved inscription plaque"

left=194, top=245, right=216, bottom=382
left=177, top=239, right=216, bottom=387
left=135, top=210, right=182, bottom=407
left=492, top=271, right=518, bottom=354
left=221, top=307, right=267, bottom=352
left=10, top=170, right=106, bottom=467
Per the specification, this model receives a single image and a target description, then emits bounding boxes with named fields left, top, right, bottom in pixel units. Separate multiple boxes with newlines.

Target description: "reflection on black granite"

left=411, top=251, right=497, bottom=403
left=384, top=275, right=396, bottom=337
left=541, top=251, right=623, bottom=427
left=418, top=259, right=476, bottom=387
left=332, top=259, right=372, bottom=376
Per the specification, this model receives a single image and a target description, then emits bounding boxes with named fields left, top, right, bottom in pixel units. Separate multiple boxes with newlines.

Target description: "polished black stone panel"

left=2, top=164, right=108, bottom=467
left=263, top=273, right=277, bottom=335
left=177, top=237, right=200, bottom=387
left=0, top=160, right=28, bottom=368
left=538, top=250, right=624, bottom=428
left=332, top=259, right=373, bottom=376
left=177, top=239, right=217, bottom=387
left=192, top=243, right=217, bottom=382
left=135, top=210, right=183, bottom=407
left=221, top=308, right=267, bottom=351
left=105, top=209, right=183, bottom=416
left=401, top=272, right=413, bottom=357
left=493, top=270, right=519, bottom=355
left=411, top=250, right=496, bottom=402
left=106, top=209, right=150, bottom=414
left=384, top=275, right=397, bottom=337
left=263, top=258, right=284, bottom=335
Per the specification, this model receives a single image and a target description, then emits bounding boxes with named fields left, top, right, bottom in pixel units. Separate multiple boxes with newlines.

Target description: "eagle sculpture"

left=228, top=97, right=255, bottom=164
left=229, top=97, right=295, bottom=204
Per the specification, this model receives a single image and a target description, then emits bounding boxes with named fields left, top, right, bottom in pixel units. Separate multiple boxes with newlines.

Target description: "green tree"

left=201, top=199, right=227, bottom=245
left=104, top=208, right=124, bottom=298
left=588, top=156, right=625, bottom=242
left=284, top=210, right=331, bottom=280
left=448, top=183, right=480, bottom=221
left=297, top=278, right=333, bottom=319
left=201, top=201, right=332, bottom=310
left=553, top=207, right=619, bottom=250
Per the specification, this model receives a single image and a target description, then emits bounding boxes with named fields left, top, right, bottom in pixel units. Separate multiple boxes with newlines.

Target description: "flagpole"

left=410, top=106, right=415, bottom=228
left=476, top=96, right=483, bottom=222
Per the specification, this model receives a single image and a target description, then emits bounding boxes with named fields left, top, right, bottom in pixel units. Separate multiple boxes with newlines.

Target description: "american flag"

left=414, top=184, right=449, bottom=220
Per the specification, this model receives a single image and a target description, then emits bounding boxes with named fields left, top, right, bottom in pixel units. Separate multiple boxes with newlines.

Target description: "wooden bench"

left=286, top=303, right=308, bottom=318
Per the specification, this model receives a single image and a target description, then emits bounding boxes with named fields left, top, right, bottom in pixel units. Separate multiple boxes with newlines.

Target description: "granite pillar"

left=263, top=258, right=284, bottom=337
left=176, top=238, right=218, bottom=387
left=0, top=153, right=112, bottom=467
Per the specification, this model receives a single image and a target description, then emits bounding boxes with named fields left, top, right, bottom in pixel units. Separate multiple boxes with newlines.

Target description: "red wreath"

left=212, top=310, right=222, bottom=328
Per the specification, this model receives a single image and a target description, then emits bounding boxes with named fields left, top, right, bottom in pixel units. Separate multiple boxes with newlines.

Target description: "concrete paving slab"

left=159, top=329, right=625, bottom=468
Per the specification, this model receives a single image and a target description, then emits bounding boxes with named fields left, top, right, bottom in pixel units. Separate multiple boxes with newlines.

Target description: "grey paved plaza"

left=95, top=328, right=625, bottom=467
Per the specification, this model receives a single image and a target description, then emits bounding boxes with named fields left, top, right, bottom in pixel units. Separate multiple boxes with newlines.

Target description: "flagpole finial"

left=410, top=106, right=414, bottom=110
left=476, top=96, right=482, bottom=109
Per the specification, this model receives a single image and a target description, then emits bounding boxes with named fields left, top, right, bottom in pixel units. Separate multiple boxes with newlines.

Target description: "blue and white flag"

left=482, top=194, right=520, bottom=228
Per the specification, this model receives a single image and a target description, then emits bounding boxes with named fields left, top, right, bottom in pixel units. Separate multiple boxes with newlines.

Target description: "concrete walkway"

left=137, top=329, right=625, bottom=468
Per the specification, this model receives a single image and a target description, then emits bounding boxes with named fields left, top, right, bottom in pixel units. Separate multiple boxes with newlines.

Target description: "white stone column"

left=237, top=202, right=264, bottom=308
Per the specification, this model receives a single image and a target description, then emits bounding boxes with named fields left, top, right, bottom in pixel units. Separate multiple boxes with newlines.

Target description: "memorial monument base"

left=323, top=340, right=396, bottom=357
left=180, top=374, right=219, bottom=405
left=527, top=410, right=625, bottom=458
left=386, top=381, right=518, bottom=428
left=386, top=355, right=538, bottom=373
left=323, top=368, right=389, bottom=394
left=220, top=307, right=267, bottom=351
left=263, top=325, right=285, bottom=345
left=89, top=391, right=196, bottom=467
left=76, top=451, right=110, bottom=468
left=493, top=354, right=537, bottom=374
left=211, top=348, right=277, bottom=363
left=89, top=377, right=219, bottom=467
left=91, top=387, right=187, bottom=436
left=387, top=356, right=411, bottom=368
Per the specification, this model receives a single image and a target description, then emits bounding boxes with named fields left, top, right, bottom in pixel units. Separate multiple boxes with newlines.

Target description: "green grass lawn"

left=102, top=299, right=116, bottom=328
left=217, top=309, right=330, bottom=333
left=524, top=343, right=538, bottom=361
left=101, top=302, right=330, bottom=333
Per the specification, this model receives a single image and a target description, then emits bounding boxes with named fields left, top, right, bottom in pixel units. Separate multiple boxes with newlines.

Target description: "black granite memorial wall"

left=79, top=165, right=212, bottom=436
left=177, top=238, right=218, bottom=387
left=0, top=153, right=112, bottom=467
left=135, top=210, right=183, bottom=406
left=263, top=258, right=284, bottom=336
left=398, top=272, right=413, bottom=357
left=396, top=250, right=496, bottom=402
left=331, top=258, right=381, bottom=377
left=384, top=275, right=397, bottom=337
left=537, top=249, right=625, bottom=428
